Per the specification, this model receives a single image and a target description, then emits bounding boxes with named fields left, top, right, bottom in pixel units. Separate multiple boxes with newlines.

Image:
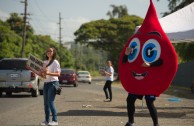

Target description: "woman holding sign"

left=40, top=47, right=61, bottom=126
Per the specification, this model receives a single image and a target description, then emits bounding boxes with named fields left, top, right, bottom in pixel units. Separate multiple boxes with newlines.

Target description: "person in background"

left=103, top=60, right=114, bottom=102
left=40, top=47, right=61, bottom=126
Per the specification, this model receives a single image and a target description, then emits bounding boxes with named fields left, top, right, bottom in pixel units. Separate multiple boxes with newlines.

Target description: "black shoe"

left=125, top=122, right=134, bottom=126
left=125, top=122, right=129, bottom=126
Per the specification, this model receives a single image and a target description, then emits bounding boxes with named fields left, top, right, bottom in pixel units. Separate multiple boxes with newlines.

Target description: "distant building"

left=62, top=41, right=74, bottom=50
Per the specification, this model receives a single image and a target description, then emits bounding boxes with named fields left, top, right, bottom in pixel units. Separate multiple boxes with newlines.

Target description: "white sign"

left=99, top=66, right=105, bottom=75
left=26, top=54, right=46, bottom=78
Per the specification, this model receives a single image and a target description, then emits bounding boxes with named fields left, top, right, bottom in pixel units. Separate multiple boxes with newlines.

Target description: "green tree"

left=157, top=0, right=194, bottom=17
left=106, top=5, right=128, bottom=18
left=0, top=20, right=22, bottom=59
left=74, top=15, right=143, bottom=71
left=70, top=43, right=107, bottom=72
left=173, top=43, right=194, bottom=62
left=0, top=14, right=74, bottom=68
left=32, top=35, right=74, bottom=68
left=6, top=13, right=34, bottom=35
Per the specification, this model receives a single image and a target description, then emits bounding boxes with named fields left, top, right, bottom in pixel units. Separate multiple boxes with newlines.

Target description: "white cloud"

left=0, top=9, right=9, bottom=21
left=32, top=16, right=90, bottom=42
left=46, top=21, right=59, bottom=39
left=62, top=17, right=90, bottom=42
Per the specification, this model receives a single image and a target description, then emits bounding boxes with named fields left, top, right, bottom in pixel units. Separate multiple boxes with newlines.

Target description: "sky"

left=0, top=0, right=169, bottom=43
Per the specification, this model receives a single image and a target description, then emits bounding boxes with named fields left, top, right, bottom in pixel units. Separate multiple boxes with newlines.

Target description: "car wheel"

left=6, top=92, right=12, bottom=96
left=32, top=88, right=39, bottom=97
left=89, top=82, right=91, bottom=84
left=0, top=92, right=2, bottom=97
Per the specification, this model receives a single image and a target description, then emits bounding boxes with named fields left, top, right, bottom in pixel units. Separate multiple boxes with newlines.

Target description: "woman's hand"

left=38, top=67, right=47, bottom=78
left=104, top=70, right=112, bottom=76
left=45, top=67, right=49, bottom=75
left=104, top=70, right=107, bottom=75
left=45, top=67, right=60, bottom=76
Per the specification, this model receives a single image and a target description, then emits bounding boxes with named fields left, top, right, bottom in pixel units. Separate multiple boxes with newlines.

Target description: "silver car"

left=77, top=71, right=92, bottom=84
left=0, top=58, right=40, bottom=97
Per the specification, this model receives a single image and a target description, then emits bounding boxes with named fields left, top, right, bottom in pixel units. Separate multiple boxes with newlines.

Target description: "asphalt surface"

left=0, top=77, right=194, bottom=126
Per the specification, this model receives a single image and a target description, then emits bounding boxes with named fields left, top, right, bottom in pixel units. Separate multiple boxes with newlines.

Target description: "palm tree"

left=106, top=5, right=128, bottom=18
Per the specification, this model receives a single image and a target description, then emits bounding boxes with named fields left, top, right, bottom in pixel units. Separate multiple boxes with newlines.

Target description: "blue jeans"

left=43, top=81, right=58, bottom=122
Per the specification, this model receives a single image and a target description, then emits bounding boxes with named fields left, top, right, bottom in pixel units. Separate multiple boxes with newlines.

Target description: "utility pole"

left=58, top=12, right=62, bottom=65
left=21, top=0, right=29, bottom=58
left=74, top=43, right=77, bottom=72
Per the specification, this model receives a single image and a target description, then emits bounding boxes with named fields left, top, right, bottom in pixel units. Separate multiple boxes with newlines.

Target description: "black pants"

left=127, top=94, right=159, bottom=126
left=103, top=80, right=112, bottom=101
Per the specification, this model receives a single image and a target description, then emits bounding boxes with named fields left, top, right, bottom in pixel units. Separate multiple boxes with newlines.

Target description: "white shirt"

left=44, top=59, right=61, bottom=82
left=106, top=66, right=114, bottom=81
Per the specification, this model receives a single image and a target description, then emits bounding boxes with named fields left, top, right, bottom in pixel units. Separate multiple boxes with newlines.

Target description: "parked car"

left=58, top=68, right=77, bottom=87
left=77, top=71, right=92, bottom=84
left=0, top=58, right=40, bottom=97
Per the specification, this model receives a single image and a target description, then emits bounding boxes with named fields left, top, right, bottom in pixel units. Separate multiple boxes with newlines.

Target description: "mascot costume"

left=119, top=0, right=178, bottom=97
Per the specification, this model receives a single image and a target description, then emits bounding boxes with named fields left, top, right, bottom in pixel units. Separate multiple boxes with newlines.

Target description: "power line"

left=28, top=0, right=58, bottom=39
left=33, top=0, right=55, bottom=22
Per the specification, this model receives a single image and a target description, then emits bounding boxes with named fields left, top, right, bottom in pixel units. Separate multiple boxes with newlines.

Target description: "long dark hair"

left=46, top=47, right=57, bottom=67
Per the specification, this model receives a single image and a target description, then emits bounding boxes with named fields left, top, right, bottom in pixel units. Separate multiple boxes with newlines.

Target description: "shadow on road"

left=0, top=94, right=32, bottom=98
left=57, top=107, right=193, bottom=119
left=65, top=100, right=99, bottom=103
left=58, top=110, right=127, bottom=117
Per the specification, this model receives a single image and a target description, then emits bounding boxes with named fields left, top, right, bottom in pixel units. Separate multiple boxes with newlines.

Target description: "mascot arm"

left=122, top=55, right=128, bottom=63
left=150, top=58, right=163, bottom=67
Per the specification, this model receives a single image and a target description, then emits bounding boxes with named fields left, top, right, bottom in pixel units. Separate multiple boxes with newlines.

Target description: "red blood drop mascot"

left=119, top=0, right=178, bottom=97
left=120, top=1, right=178, bottom=125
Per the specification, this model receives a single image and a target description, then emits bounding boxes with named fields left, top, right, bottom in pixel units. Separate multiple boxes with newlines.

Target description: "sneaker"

left=40, top=120, right=49, bottom=126
left=48, top=121, right=58, bottom=126
left=104, top=99, right=111, bottom=102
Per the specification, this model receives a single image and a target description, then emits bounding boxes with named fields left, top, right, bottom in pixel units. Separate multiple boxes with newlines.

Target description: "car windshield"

left=78, top=71, right=89, bottom=75
left=61, top=69, right=74, bottom=74
left=0, top=60, right=27, bottom=70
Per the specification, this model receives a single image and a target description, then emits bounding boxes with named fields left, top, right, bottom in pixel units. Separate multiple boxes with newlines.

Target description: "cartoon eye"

left=142, top=39, right=161, bottom=63
left=128, top=38, right=140, bottom=63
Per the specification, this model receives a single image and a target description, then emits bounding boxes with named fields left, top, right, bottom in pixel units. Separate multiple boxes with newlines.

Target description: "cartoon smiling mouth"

left=132, top=71, right=148, bottom=80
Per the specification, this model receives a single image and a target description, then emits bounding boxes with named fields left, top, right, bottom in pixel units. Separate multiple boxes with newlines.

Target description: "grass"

left=164, top=85, right=194, bottom=99
left=90, top=71, right=102, bottom=77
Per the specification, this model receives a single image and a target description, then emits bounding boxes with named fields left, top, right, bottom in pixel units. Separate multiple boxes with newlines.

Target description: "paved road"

left=0, top=77, right=194, bottom=126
